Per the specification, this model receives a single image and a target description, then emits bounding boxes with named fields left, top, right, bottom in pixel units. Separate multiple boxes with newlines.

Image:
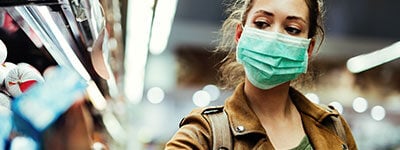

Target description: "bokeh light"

left=305, top=93, right=320, bottom=104
left=203, top=84, right=220, bottom=101
left=371, top=105, right=386, bottom=121
left=192, top=90, right=211, bottom=107
left=353, top=97, right=368, bottom=113
left=146, top=87, right=165, bottom=104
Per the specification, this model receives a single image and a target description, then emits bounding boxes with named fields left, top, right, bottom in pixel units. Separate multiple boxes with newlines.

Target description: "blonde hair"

left=216, top=0, right=325, bottom=89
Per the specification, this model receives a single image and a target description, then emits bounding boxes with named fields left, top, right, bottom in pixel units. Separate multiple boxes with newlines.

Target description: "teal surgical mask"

left=236, top=26, right=311, bottom=89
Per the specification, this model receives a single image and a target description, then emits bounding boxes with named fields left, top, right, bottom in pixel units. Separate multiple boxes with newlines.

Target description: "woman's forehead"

left=249, top=0, right=309, bottom=20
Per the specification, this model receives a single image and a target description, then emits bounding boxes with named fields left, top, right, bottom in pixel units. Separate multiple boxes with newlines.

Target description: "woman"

left=166, top=0, right=357, bottom=149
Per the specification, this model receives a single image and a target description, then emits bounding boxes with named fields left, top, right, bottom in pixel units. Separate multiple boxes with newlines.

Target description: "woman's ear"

left=307, top=39, right=316, bottom=59
left=235, top=24, right=243, bottom=43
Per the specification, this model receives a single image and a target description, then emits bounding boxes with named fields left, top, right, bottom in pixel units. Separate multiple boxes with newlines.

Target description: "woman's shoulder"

left=179, top=105, right=225, bottom=127
left=165, top=106, right=225, bottom=149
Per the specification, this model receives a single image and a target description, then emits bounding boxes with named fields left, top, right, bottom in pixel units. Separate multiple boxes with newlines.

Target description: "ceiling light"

left=347, top=41, right=400, bottom=73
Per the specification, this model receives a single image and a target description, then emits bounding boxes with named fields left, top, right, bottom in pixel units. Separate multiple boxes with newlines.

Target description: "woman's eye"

left=285, top=27, right=301, bottom=35
left=254, top=21, right=270, bottom=29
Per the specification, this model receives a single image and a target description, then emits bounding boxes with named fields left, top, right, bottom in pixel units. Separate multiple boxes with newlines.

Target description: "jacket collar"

left=224, top=82, right=339, bottom=136
left=289, top=87, right=340, bottom=122
left=225, top=82, right=266, bottom=136
left=289, top=88, right=347, bottom=149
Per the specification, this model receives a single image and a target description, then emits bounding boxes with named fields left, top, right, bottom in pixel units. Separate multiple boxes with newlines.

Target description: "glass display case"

left=0, top=0, right=126, bottom=149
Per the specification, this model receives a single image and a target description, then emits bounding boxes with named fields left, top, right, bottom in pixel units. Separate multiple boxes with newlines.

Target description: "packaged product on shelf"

left=0, top=62, right=17, bottom=87
left=0, top=106, right=12, bottom=149
left=9, top=136, right=38, bottom=150
left=5, top=63, right=44, bottom=97
left=0, top=39, right=6, bottom=64
left=11, top=66, right=87, bottom=145
left=0, top=92, right=11, bottom=109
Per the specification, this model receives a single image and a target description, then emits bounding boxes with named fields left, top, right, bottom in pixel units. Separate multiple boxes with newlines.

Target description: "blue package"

left=11, top=66, right=88, bottom=140
left=0, top=108, right=12, bottom=150
left=10, top=136, right=38, bottom=150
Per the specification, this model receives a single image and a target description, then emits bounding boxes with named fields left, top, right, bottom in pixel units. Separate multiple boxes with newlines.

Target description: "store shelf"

left=0, top=0, right=127, bottom=148
left=0, top=0, right=61, bottom=7
left=1, top=0, right=111, bottom=96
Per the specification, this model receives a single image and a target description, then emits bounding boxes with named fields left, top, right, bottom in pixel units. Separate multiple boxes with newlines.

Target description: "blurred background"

left=1, top=0, right=400, bottom=150
left=126, top=0, right=400, bottom=149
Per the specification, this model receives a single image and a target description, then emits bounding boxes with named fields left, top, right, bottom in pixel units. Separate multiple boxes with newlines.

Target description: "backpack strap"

left=324, top=105, right=348, bottom=149
left=201, top=105, right=347, bottom=150
left=330, top=115, right=347, bottom=143
left=202, top=106, right=232, bottom=150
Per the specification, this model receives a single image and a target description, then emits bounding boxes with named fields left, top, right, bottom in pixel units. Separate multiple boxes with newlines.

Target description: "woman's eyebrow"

left=253, top=10, right=307, bottom=25
left=254, top=10, right=274, bottom=17
left=287, top=16, right=307, bottom=24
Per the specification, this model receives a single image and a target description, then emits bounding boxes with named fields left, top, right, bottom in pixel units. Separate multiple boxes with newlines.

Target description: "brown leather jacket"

left=166, top=83, right=357, bottom=150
